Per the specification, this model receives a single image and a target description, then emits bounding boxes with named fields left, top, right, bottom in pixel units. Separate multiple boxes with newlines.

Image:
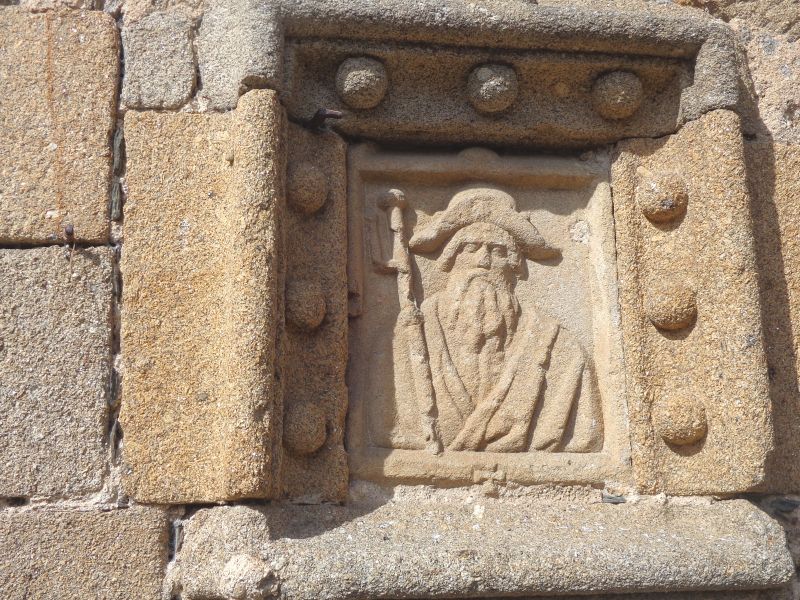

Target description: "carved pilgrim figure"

left=401, top=188, right=603, bottom=453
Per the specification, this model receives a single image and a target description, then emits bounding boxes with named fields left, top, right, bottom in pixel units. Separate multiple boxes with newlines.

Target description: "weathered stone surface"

left=19, top=0, right=96, bottom=9
left=760, top=496, right=800, bottom=598
left=111, top=0, right=205, bottom=25
left=197, top=0, right=282, bottom=110
left=736, top=25, right=800, bottom=143
left=677, top=0, right=800, bottom=37
left=613, top=110, right=772, bottom=495
left=167, top=488, right=793, bottom=599
left=746, top=142, right=800, bottom=494
left=0, top=246, right=113, bottom=498
left=279, top=124, right=348, bottom=502
left=285, top=40, right=690, bottom=148
left=0, top=506, right=168, bottom=599
left=0, top=8, right=118, bottom=244
left=121, top=10, right=195, bottom=110
left=120, top=90, right=285, bottom=503
left=488, top=592, right=791, bottom=600
left=347, top=147, right=628, bottom=488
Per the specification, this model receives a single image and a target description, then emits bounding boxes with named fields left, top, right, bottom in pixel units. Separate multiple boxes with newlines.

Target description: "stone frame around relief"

left=346, top=145, right=630, bottom=486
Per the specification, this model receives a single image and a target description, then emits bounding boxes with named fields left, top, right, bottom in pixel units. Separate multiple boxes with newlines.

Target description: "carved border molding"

left=202, top=0, right=747, bottom=133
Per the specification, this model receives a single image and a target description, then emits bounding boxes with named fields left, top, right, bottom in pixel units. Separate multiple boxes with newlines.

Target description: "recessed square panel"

left=347, top=146, right=628, bottom=485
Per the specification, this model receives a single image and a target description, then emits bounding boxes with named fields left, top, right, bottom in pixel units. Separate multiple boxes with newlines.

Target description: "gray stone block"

left=168, top=490, right=794, bottom=599
left=197, top=0, right=282, bottom=110
left=0, top=246, right=113, bottom=498
left=0, top=506, right=168, bottom=600
left=122, top=10, right=196, bottom=110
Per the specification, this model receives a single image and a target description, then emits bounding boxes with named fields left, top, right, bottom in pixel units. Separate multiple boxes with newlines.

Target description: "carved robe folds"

left=421, top=297, right=603, bottom=453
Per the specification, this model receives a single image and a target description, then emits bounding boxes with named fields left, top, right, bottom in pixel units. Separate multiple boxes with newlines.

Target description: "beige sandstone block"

left=120, top=90, right=285, bottom=503
left=746, top=141, right=800, bottom=494
left=0, top=246, right=113, bottom=498
left=0, top=506, right=168, bottom=600
left=0, top=8, right=118, bottom=244
left=613, top=109, right=772, bottom=494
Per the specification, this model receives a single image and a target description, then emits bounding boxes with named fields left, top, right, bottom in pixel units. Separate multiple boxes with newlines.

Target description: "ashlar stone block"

left=280, top=124, right=348, bottom=502
left=121, top=90, right=285, bottom=503
left=0, top=506, right=168, bottom=600
left=747, top=141, right=800, bottom=494
left=167, top=494, right=793, bottom=599
left=0, top=8, right=119, bottom=244
left=612, top=109, right=772, bottom=494
left=0, top=246, right=114, bottom=498
left=285, top=39, right=690, bottom=148
left=121, top=10, right=196, bottom=110
left=197, top=0, right=282, bottom=110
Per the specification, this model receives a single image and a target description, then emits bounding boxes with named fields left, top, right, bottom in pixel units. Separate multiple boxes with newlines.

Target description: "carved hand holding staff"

left=373, top=189, right=443, bottom=455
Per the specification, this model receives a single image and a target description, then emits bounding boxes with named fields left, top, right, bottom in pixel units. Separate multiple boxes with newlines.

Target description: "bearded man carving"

left=407, top=188, right=603, bottom=453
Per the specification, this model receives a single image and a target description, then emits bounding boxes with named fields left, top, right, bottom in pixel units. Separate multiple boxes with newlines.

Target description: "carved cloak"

left=420, top=295, right=603, bottom=453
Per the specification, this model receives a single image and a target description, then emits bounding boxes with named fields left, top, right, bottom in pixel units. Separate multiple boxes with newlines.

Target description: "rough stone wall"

left=0, top=0, right=799, bottom=599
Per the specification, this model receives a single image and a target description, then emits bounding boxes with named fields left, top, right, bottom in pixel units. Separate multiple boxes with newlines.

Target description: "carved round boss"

left=335, top=57, right=388, bottom=110
left=645, top=283, right=697, bottom=331
left=284, top=400, right=327, bottom=456
left=591, top=71, right=643, bottom=120
left=653, top=393, right=708, bottom=446
left=636, top=170, right=689, bottom=223
left=286, top=279, right=327, bottom=331
left=467, top=64, right=519, bottom=114
left=287, top=162, right=328, bottom=215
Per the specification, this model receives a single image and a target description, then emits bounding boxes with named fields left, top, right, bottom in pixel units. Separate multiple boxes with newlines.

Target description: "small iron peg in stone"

left=306, top=108, right=343, bottom=131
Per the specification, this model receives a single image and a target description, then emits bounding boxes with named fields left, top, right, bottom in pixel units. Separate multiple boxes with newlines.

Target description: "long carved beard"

left=441, top=270, right=520, bottom=404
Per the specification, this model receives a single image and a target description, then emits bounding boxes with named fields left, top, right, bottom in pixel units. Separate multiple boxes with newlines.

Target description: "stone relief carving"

left=347, top=147, right=626, bottom=485
left=371, top=187, right=603, bottom=455
left=108, top=2, right=793, bottom=598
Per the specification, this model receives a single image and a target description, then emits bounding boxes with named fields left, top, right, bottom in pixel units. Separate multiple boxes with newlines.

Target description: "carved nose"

left=477, top=247, right=491, bottom=269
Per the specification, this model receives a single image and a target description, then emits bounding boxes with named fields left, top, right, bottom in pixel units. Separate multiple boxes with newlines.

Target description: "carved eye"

left=463, top=242, right=480, bottom=253
left=491, top=245, right=507, bottom=258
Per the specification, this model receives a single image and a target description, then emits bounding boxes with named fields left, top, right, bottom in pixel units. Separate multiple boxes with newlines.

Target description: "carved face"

left=440, top=222, right=521, bottom=276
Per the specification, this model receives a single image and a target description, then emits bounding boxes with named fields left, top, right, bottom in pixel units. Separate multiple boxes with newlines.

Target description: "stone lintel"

left=279, top=0, right=720, bottom=57
left=198, top=0, right=740, bottom=132
left=169, top=492, right=794, bottom=600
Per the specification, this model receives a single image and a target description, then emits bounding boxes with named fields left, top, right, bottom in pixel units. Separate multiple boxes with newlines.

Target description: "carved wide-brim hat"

left=408, top=188, right=560, bottom=260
